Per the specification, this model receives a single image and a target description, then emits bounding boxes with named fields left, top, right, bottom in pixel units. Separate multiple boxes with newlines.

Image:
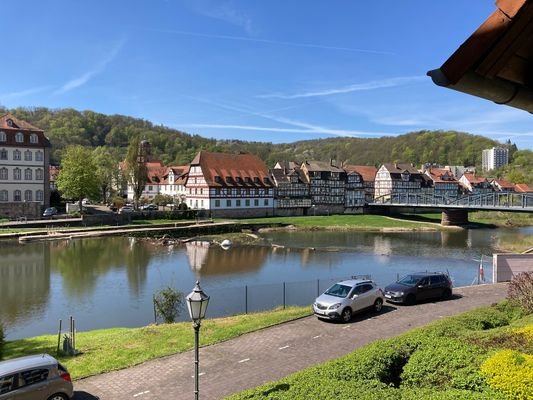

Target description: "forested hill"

left=1, top=106, right=512, bottom=168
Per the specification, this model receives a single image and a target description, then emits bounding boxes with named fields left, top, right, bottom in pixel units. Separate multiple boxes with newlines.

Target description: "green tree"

left=93, top=146, right=122, bottom=203
left=56, top=145, right=99, bottom=210
left=124, top=136, right=148, bottom=208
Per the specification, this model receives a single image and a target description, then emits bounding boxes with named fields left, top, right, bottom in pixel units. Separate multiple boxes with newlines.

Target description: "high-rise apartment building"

left=482, top=147, right=509, bottom=172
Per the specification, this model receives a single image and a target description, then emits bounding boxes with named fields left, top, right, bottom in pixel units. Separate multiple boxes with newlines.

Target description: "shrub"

left=508, top=272, right=533, bottom=313
left=0, top=323, right=4, bottom=360
left=481, top=350, right=533, bottom=400
left=153, top=287, right=184, bottom=323
left=401, top=337, right=487, bottom=391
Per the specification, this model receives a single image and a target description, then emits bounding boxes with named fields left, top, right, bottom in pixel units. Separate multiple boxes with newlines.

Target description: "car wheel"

left=341, top=307, right=352, bottom=323
left=442, top=288, right=452, bottom=299
left=373, top=298, right=383, bottom=313
left=47, top=393, right=68, bottom=400
left=405, top=294, right=416, bottom=305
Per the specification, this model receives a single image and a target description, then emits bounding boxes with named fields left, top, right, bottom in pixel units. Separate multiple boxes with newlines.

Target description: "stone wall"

left=0, top=202, right=41, bottom=219
left=210, top=207, right=274, bottom=219
left=274, top=208, right=305, bottom=217
left=492, top=253, right=533, bottom=282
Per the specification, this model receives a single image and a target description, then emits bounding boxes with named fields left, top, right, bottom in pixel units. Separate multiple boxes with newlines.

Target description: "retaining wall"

left=492, top=253, right=533, bottom=282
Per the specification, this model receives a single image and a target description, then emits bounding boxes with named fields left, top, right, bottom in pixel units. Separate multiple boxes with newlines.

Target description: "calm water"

left=0, top=227, right=528, bottom=339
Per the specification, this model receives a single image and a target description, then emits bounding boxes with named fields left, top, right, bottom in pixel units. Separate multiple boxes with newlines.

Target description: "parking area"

left=75, top=283, right=508, bottom=400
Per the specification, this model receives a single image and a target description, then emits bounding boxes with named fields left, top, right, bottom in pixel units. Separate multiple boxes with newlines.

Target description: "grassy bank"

left=228, top=302, right=533, bottom=400
left=242, top=214, right=446, bottom=231
left=471, top=211, right=533, bottom=228
left=2, top=306, right=311, bottom=379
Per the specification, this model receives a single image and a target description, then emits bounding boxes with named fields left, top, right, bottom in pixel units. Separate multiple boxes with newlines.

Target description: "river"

left=0, top=227, right=528, bottom=340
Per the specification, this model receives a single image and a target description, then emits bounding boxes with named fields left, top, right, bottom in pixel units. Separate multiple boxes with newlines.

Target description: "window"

left=0, top=374, right=16, bottom=394
left=0, top=131, right=5, bottom=142
left=19, top=368, right=49, bottom=386
left=30, top=133, right=38, bottom=144
left=36, top=169, right=43, bottom=180
left=254, top=199, right=259, bottom=206
left=25, top=168, right=32, bottom=180
left=236, top=200, right=241, bottom=207
left=226, top=200, right=231, bottom=207
left=14, top=190, right=21, bottom=201
left=13, top=168, right=21, bottom=180
left=36, top=190, right=44, bottom=201
left=15, top=132, right=24, bottom=143
left=0, top=168, right=7, bottom=180
left=264, top=199, right=269, bottom=206
left=36, top=151, right=43, bottom=161
left=0, top=149, right=6, bottom=160
left=13, top=150, right=21, bottom=160
left=0, top=190, right=7, bottom=201
left=24, top=150, right=32, bottom=161
left=215, top=199, right=220, bottom=207
left=245, top=199, right=250, bottom=206
left=24, top=190, right=32, bottom=201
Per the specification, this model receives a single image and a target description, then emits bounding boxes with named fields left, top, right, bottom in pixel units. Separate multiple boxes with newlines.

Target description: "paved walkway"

left=75, top=283, right=508, bottom=400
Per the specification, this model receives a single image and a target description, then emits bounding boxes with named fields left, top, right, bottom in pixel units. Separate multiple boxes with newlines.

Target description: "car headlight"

left=329, top=303, right=342, bottom=310
left=397, top=292, right=404, bottom=296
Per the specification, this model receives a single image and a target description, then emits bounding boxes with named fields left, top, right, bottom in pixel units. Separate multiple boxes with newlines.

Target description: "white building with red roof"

left=184, top=151, right=274, bottom=217
left=424, top=167, right=460, bottom=199
left=0, top=114, right=50, bottom=218
left=458, top=172, right=492, bottom=195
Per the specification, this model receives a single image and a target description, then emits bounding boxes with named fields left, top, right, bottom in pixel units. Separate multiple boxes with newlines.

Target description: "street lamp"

left=186, top=281, right=210, bottom=400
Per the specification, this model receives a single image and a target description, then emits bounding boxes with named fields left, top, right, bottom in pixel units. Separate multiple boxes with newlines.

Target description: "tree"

left=92, top=146, right=122, bottom=203
left=124, top=136, right=148, bottom=208
left=56, top=145, right=100, bottom=210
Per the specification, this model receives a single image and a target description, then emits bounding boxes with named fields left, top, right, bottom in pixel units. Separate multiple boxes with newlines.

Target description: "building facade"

left=270, top=161, right=311, bottom=216
left=0, top=114, right=50, bottom=218
left=300, top=161, right=346, bottom=214
left=482, top=147, right=509, bottom=172
left=374, top=163, right=430, bottom=199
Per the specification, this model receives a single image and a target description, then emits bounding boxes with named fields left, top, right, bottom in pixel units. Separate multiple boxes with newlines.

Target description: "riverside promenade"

left=74, top=283, right=508, bottom=400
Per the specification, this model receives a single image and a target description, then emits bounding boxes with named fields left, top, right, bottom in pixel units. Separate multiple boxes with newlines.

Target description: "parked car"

left=384, top=272, right=453, bottom=305
left=141, top=204, right=158, bottom=211
left=0, top=354, right=73, bottom=400
left=313, top=279, right=384, bottom=322
left=118, top=205, right=134, bottom=214
left=42, top=207, right=58, bottom=218
left=81, top=198, right=91, bottom=205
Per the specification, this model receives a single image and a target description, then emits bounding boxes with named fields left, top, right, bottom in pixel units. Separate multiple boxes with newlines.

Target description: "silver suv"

left=313, top=279, right=384, bottom=322
left=0, top=354, right=73, bottom=400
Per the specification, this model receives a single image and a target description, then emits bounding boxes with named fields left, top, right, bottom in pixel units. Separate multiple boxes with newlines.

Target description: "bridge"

left=369, top=192, right=533, bottom=226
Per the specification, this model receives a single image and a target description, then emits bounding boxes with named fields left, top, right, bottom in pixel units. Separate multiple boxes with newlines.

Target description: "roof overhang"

left=427, top=0, right=533, bottom=113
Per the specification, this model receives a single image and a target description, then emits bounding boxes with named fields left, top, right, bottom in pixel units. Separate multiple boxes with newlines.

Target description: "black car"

left=384, top=272, right=452, bottom=305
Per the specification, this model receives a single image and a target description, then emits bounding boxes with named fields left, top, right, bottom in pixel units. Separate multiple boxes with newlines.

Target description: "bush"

left=481, top=350, right=533, bottom=400
left=508, top=272, right=533, bottom=313
left=153, top=287, right=184, bottom=323
left=0, top=323, right=4, bottom=360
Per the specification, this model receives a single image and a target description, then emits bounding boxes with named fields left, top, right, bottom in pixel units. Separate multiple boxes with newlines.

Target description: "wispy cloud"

left=1, top=86, right=52, bottom=101
left=153, top=28, right=393, bottom=54
left=54, top=39, right=126, bottom=95
left=184, top=0, right=254, bottom=34
left=258, top=76, right=425, bottom=99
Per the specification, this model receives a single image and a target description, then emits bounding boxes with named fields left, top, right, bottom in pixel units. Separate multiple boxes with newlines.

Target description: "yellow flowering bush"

left=480, top=350, right=533, bottom=400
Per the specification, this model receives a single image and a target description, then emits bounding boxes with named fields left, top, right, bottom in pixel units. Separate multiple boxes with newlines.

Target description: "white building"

left=0, top=114, right=50, bottom=217
left=482, top=147, right=509, bottom=172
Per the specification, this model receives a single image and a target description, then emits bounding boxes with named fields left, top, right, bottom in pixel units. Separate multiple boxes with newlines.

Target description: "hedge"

left=481, top=350, right=533, bottom=400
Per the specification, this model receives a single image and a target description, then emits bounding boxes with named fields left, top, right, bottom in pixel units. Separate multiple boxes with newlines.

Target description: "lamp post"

left=186, top=281, right=210, bottom=400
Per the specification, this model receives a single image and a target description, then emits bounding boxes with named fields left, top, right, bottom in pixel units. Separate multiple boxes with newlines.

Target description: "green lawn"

left=2, top=306, right=311, bottom=379
left=242, top=214, right=443, bottom=230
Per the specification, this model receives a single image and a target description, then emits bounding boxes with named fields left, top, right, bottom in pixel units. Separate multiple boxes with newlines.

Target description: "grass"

left=241, top=214, right=444, bottom=230
left=2, top=306, right=311, bottom=379
left=471, top=211, right=533, bottom=227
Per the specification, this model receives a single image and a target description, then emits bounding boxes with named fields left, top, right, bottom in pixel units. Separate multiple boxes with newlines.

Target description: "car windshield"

left=324, top=283, right=352, bottom=298
left=397, top=275, right=421, bottom=287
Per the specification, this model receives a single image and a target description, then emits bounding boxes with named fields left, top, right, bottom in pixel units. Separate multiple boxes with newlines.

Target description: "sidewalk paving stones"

left=75, top=283, right=508, bottom=400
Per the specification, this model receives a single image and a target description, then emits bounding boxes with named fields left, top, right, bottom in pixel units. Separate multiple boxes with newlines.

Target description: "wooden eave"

left=428, top=0, right=533, bottom=113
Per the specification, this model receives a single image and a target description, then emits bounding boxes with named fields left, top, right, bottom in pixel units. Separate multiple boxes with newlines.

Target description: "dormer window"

left=245, top=177, right=251, bottom=184
left=30, top=134, right=38, bottom=144
left=401, top=171, right=410, bottom=181
left=15, top=132, right=24, bottom=143
left=6, top=119, right=13, bottom=127
left=214, top=176, right=222, bottom=183
left=226, top=176, right=233, bottom=183
left=253, top=177, right=260, bottom=184
left=0, top=131, right=5, bottom=142
left=263, top=177, right=271, bottom=185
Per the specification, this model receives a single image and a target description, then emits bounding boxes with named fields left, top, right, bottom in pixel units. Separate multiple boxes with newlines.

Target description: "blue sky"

left=2, top=0, right=532, bottom=149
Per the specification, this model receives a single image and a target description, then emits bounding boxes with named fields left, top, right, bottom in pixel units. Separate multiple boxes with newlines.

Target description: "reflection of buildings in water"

left=373, top=236, right=392, bottom=256
left=184, top=242, right=268, bottom=276
left=186, top=241, right=211, bottom=272
left=440, top=230, right=470, bottom=248
left=0, top=242, right=50, bottom=326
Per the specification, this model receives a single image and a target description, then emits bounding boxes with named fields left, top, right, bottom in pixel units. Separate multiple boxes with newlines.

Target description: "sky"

left=1, top=0, right=532, bottom=150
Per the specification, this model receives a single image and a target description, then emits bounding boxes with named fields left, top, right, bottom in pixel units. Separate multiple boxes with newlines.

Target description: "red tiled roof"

left=145, top=161, right=167, bottom=184
left=462, top=172, right=487, bottom=184
left=515, top=183, right=533, bottom=192
left=0, top=114, right=42, bottom=131
left=343, top=165, right=377, bottom=182
left=190, top=151, right=272, bottom=187
left=425, top=168, right=458, bottom=183
left=492, top=179, right=515, bottom=189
